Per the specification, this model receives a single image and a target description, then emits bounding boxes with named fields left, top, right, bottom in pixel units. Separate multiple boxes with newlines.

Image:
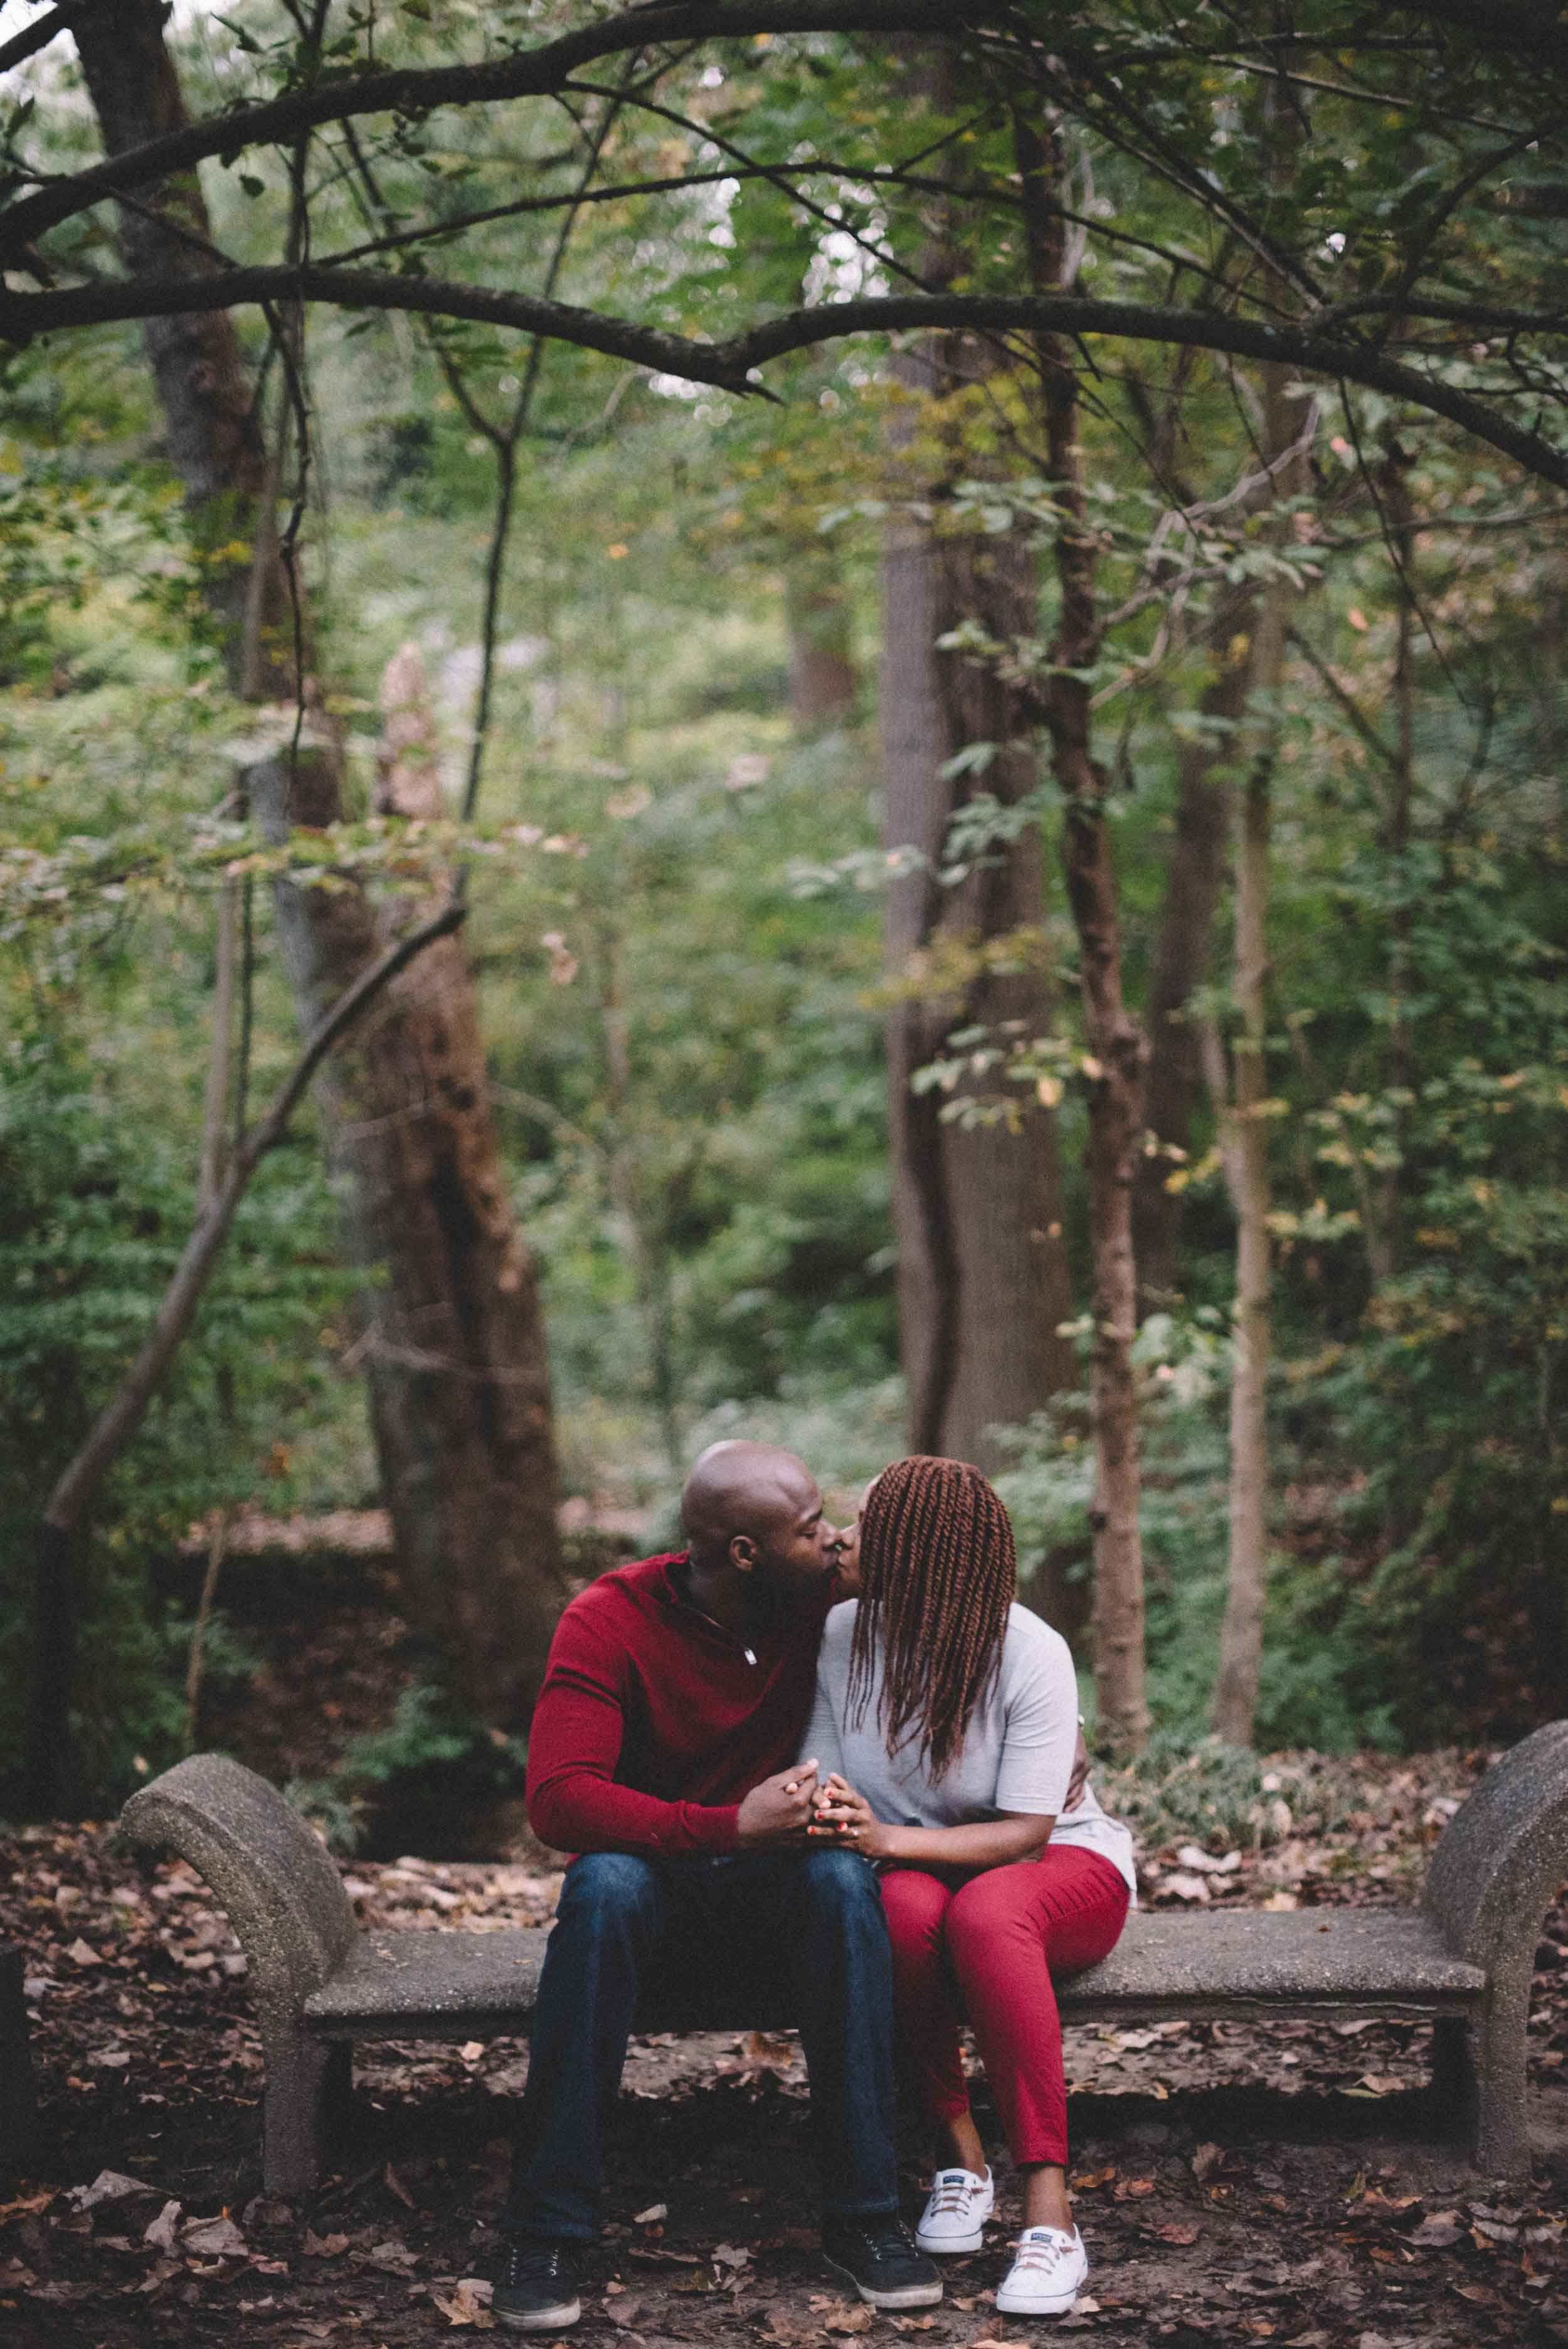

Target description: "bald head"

left=681, top=1441, right=819, bottom=1560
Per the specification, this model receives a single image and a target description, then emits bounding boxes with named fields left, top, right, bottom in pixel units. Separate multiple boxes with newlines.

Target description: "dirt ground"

left=6, top=1752, right=1568, bottom=2349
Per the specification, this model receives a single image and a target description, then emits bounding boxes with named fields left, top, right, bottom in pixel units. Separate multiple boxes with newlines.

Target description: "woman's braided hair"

left=846, top=1454, right=1017, bottom=1781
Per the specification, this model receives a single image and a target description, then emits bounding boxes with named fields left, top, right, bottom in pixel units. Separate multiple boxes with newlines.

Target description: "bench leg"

left=1467, top=1981, right=1532, bottom=2181
left=262, top=2034, right=349, bottom=2195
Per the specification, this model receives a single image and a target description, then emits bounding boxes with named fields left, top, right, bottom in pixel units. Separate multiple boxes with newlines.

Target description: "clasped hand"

left=807, top=1773, right=890, bottom=1858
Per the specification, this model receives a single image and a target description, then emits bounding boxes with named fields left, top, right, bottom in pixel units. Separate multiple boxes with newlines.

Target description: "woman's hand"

left=808, top=1773, right=892, bottom=1859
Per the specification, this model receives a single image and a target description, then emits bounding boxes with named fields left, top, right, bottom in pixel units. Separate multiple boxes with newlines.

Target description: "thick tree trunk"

left=73, top=8, right=567, bottom=1738
left=881, top=369, right=1075, bottom=1473
left=878, top=46, right=1073, bottom=1475
left=1018, top=107, right=1150, bottom=1752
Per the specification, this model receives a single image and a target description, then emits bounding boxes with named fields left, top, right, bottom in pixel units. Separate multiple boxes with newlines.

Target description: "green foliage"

left=287, top=1685, right=529, bottom=1858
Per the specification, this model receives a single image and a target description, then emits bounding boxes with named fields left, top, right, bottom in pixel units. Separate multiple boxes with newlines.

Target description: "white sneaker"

left=995, top=2225, right=1088, bottom=2316
left=915, top=2166, right=994, bottom=2254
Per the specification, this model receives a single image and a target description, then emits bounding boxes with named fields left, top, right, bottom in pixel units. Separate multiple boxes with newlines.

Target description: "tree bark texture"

left=1210, top=361, right=1311, bottom=1746
left=877, top=44, right=1073, bottom=1475
left=1017, top=105, right=1150, bottom=1752
left=881, top=354, right=1076, bottom=1471
left=1134, top=595, right=1258, bottom=1305
left=72, top=9, right=568, bottom=1734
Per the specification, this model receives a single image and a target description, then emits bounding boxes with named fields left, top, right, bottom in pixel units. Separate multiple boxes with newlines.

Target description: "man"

left=495, top=1441, right=943, bottom=2331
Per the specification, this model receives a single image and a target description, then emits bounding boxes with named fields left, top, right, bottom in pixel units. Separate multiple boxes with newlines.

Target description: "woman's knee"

left=945, top=1867, right=1037, bottom=1965
left=879, top=1869, right=953, bottom=1959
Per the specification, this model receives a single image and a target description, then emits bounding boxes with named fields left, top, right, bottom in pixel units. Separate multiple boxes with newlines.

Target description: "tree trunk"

left=1135, top=603, right=1256, bottom=1305
left=1210, top=358, right=1313, bottom=1745
left=1209, top=580, right=1284, bottom=1742
left=881, top=376, right=1076, bottom=1473
left=1017, top=105, right=1150, bottom=1752
left=1210, top=34, right=1313, bottom=1747
left=72, top=7, right=568, bottom=1741
left=879, top=48, right=1074, bottom=1477
left=786, top=553, right=857, bottom=730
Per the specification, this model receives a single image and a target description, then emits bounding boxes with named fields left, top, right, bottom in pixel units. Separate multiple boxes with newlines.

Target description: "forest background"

left=3, top=0, right=1567, bottom=1851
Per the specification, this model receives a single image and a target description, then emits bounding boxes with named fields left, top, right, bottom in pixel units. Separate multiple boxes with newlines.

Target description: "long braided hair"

left=846, top=1455, right=1017, bottom=1782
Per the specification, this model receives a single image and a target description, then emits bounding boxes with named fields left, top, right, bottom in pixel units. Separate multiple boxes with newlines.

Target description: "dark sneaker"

left=822, top=2214, right=943, bottom=2309
left=494, top=2240, right=582, bottom=2332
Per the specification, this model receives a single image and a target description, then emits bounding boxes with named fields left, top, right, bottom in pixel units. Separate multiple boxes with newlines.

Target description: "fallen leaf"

left=632, top=2204, right=667, bottom=2225
left=823, top=2299, right=873, bottom=2333
left=302, top=2229, right=350, bottom=2257
left=608, top=2295, right=644, bottom=2328
left=63, top=1938, right=101, bottom=1966
left=891, top=2320, right=938, bottom=2333
left=142, top=2200, right=182, bottom=2252
left=1192, top=2144, right=1226, bottom=2180
left=1161, top=1872, right=1212, bottom=1904
left=1148, top=2220, right=1201, bottom=2246
left=89, top=2047, right=130, bottom=2068
left=1174, top=1845, right=1241, bottom=1875
left=65, top=2170, right=149, bottom=2211
left=0, top=2192, right=56, bottom=2222
left=366, top=2237, right=420, bottom=2274
left=459, top=2042, right=485, bottom=2064
left=384, top=2161, right=416, bottom=2207
left=1263, top=1891, right=1300, bottom=1911
left=1072, top=2167, right=1116, bottom=2190
left=0, top=2258, right=36, bottom=2289
left=714, top=2243, right=752, bottom=2271
left=182, top=2214, right=247, bottom=2257
left=433, top=2277, right=497, bottom=2328
left=1112, top=2176, right=1155, bottom=2200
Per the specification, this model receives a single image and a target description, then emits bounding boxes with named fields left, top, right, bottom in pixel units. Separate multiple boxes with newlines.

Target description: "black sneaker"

left=822, top=2214, right=943, bottom=2309
left=494, top=2240, right=582, bottom=2332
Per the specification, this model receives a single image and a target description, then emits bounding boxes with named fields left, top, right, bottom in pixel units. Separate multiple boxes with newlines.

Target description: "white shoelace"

left=1008, top=2226, right=1078, bottom=2273
left=926, top=2171, right=986, bottom=2217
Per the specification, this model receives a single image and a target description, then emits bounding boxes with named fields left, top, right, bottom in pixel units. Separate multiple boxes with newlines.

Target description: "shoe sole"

left=494, top=2296, right=582, bottom=2331
left=915, top=2225, right=986, bottom=2254
left=996, top=2282, right=1083, bottom=2318
left=823, top=2256, right=943, bottom=2310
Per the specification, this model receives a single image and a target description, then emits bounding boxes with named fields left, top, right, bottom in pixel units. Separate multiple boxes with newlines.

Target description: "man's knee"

left=557, top=1851, right=662, bottom=1939
left=797, top=1845, right=884, bottom=1915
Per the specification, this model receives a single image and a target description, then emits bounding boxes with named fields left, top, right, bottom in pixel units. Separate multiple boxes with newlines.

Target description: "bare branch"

left=43, top=890, right=467, bottom=1540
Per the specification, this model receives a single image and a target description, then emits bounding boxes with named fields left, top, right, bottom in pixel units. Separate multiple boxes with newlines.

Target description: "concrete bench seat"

left=120, top=1720, right=1568, bottom=2193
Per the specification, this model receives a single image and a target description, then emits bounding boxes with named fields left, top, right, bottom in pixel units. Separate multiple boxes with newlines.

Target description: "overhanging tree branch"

left=3, top=0, right=1005, bottom=257
left=7, top=268, right=1568, bottom=489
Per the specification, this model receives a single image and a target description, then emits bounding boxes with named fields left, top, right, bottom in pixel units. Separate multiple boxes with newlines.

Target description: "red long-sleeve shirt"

left=524, top=1552, right=834, bottom=1859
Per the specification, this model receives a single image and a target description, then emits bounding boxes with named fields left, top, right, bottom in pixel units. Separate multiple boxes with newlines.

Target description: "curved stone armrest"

left=1422, top=1719, right=1568, bottom=1969
left=119, top=1753, right=356, bottom=2040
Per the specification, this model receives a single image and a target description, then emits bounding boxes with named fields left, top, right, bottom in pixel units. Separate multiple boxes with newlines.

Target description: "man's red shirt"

left=524, top=1552, right=835, bottom=1859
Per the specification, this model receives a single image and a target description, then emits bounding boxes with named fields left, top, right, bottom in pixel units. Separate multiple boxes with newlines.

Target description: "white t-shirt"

left=800, top=1599, right=1137, bottom=1898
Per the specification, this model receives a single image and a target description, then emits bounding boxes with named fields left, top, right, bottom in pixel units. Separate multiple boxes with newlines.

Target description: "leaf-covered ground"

left=6, top=1751, right=1568, bottom=2348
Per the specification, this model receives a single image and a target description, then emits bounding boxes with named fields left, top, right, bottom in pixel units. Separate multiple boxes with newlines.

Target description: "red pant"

left=879, top=1848, right=1130, bottom=2170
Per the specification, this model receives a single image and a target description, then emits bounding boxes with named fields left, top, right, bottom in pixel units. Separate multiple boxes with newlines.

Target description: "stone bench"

left=119, top=1722, right=1568, bottom=2193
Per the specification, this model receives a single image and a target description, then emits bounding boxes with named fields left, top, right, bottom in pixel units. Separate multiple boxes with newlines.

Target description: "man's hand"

left=1064, top=1725, right=1091, bottom=1814
left=736, top=1760, right=820, bottom=1849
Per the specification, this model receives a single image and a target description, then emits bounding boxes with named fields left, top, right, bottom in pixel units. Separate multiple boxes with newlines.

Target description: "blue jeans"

left=506, top=1847, right=901, bottom=2240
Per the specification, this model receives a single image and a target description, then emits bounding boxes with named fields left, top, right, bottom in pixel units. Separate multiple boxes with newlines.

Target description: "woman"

left=802, top=1456, right=1135, bottom=2320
